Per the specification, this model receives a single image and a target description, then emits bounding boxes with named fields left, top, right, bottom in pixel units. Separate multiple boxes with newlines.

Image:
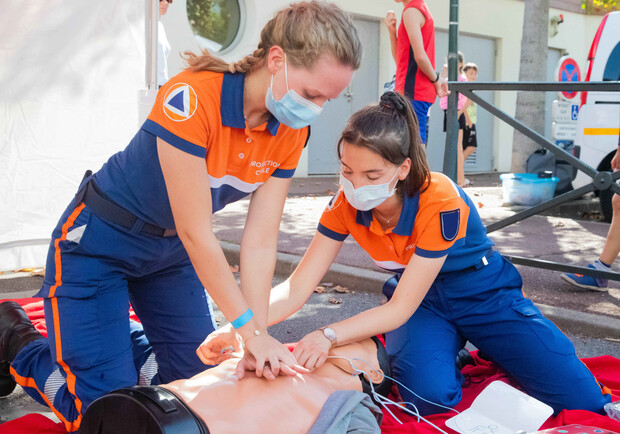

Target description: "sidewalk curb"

left=220, top=241, right=620, bottom=340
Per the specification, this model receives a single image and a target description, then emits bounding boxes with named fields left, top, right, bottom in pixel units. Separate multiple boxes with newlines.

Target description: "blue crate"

left=500, top=173, right=559, bottom=206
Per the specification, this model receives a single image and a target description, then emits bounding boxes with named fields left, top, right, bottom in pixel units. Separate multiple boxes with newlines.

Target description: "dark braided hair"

left=337, top=91, right=430, bottom=197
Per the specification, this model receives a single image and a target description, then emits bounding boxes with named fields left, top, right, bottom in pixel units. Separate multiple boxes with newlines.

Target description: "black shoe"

left=455, top=348, right=475, bottom=370
left=0, top=301, right=44, bottom=397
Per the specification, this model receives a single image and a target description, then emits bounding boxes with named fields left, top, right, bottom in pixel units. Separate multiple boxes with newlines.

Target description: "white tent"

left=0, top=0, right=155, bottom=270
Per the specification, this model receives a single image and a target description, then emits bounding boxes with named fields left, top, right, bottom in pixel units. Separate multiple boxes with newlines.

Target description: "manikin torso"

left=162, top=339, right=383, bottom=434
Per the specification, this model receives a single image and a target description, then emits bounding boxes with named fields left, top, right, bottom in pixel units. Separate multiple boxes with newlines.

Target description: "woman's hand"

left=196, top=324, right=242, bottom=365
left=292, top=330, right=332, bottom=371
left=240, top=333, right=309, bottom=380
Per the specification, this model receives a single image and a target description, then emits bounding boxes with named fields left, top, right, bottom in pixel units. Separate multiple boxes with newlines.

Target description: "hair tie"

left=380, top=91, right=406, bottom=114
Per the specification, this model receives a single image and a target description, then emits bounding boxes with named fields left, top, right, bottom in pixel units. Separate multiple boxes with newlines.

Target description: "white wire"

left=328, top=355, right=460, bottom=415
left=326, top=355, right=457, bottom=434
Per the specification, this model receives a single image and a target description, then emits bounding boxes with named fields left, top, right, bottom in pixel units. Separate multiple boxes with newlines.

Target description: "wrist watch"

left=319, top=326, right=337, bottom=347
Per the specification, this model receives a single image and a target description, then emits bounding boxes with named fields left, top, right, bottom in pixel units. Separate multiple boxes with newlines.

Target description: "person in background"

left=562, top=145, right=620, bottom=291
left=461, top=62, right=479, bottom=184
left=384, top=0, right=449, bottom=146
left=157, top=0, right=172, bottom=88
left=440, top=52, right=467, bottom=187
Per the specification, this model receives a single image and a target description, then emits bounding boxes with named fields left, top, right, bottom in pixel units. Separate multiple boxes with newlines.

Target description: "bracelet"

left=430, top=71, right=440, bottom=83
left=231, top=308, right=253, bottom=329
left=240, top=329, right=261, bottom=348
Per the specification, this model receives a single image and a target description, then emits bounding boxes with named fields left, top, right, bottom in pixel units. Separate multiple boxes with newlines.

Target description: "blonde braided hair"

left=183, top=1, right=361, bottom=74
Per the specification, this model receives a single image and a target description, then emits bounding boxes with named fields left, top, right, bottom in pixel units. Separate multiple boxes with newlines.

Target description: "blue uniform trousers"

left=384, top=252, right=611, bottom=416
left=11, top=201, right=216, bottom=431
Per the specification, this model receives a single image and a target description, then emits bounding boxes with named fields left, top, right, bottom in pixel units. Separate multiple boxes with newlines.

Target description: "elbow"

left=384, top=298, right=417, bottom=330
left=177, top=223, right=215, bottom=253
left=413, top=54, right=425, bottom=64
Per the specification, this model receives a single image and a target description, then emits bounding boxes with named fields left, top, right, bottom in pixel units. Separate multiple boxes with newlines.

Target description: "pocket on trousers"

left=48, top=283, right=102, bottom=368
left=57, top=208, right=93, bottom=254
left=511, top=299, right=575, bottom=356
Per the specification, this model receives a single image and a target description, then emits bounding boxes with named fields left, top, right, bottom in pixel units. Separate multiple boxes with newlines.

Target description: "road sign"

left=552, top=100, right=579, bottom=123
left=552, top=121, right=577, bottom=141
left=555, top=55, right=581, bottom=101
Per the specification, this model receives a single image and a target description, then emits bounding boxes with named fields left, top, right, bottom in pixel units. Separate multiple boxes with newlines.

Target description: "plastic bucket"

left=500, top=173, right=559, bottom=206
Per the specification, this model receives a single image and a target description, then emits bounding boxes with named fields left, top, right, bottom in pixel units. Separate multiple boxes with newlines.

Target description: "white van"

left=572, top=11, right=620, bottom=221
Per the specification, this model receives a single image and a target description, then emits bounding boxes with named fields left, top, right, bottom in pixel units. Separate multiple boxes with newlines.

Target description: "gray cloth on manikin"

left=308, top=390, right=383, bottom=434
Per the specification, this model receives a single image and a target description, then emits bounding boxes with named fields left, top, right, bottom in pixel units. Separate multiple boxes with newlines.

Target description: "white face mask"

left=340, top=167, right=400, bottom=211
left=264, top=53, right=323, bottom=129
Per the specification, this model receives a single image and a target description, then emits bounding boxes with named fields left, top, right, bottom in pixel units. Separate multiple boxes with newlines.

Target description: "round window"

left=187, top=0, right=244, bottom=53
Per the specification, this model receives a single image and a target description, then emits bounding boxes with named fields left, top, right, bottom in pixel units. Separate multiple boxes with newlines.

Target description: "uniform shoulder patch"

left=326, top=189, right=343, bottom=212
left=440, top=209, right=460, bottom=241
left=163, top=83, right=198, bottom=122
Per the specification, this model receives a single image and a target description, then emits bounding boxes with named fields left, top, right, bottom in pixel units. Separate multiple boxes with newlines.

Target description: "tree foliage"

left=582, top=0, right=619, bottom=13
left=187, top=0, right=232, bottom=45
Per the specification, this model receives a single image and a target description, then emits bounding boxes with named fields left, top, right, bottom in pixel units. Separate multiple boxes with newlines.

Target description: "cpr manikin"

left=80, top=337, right=391, bottom=434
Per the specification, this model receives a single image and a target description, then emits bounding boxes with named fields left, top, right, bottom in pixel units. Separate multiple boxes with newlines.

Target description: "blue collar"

left=220, top=73, right=280, bottom=136
left=355, top=193, right=420, bottom=235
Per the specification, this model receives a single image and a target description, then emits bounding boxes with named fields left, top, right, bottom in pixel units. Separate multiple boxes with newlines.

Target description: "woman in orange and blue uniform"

left=206, top=91, right=612, bottom=417
left=0, top=2, right=361, bottom=430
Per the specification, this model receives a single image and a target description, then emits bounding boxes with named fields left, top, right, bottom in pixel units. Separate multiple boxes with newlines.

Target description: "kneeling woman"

left=203, top=92, right=611, bottom=416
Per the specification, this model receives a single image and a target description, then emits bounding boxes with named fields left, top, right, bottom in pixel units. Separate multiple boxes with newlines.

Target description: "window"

left=187, top=0, right=244, bottom=53
left=603, top=42, right=620, bottom=81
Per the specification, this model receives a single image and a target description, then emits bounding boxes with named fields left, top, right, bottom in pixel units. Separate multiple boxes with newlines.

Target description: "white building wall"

left=162, top=0, right=605, bottom=174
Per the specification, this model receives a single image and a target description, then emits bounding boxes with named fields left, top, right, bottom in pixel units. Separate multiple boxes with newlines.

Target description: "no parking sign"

left=555, top=55, right=581, bottom=101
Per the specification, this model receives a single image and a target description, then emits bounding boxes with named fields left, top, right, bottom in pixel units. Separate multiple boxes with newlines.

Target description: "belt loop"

left=130, top=219, right=145, bottom=235
left=74, top=170, right=93, bottom=205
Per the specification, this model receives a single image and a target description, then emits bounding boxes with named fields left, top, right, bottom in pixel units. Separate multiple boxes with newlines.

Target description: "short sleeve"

left=272, top=127, right=310, bottom=179
left=317, top=190, right=350, bottom=241
left=143, top=73, right=217, bottom=158
left=414, top=197, right=469, bottom=258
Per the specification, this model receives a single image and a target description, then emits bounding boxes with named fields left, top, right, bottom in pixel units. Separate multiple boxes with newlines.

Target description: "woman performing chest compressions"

left=0, top=2, right=362, bottom=431
left=203, top=91, right=612, bottom=417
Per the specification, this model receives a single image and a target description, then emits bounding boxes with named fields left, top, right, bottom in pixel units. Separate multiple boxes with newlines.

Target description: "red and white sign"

left=555, top=55, right=581, bottom=101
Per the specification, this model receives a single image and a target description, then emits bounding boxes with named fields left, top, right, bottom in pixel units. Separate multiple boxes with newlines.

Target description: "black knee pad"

left=81, top=386, right=209, bottom=434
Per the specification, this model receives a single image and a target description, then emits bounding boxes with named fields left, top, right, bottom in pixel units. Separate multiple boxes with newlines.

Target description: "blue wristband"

left=231, top=309, right=253, bottom=329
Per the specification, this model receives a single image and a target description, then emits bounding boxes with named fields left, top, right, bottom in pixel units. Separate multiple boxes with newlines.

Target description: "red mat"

left=1, top=298, right=619, bottom=433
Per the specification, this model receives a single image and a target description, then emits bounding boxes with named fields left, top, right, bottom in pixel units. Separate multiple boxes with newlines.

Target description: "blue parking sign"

left=571, top=104, right=579, bottom=121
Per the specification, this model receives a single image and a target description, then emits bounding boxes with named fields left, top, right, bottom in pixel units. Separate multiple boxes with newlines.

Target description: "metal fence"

left=445, top=80, right=620, bottom=282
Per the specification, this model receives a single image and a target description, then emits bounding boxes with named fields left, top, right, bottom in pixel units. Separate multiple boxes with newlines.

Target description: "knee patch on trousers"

left=80, top=386, right=209, bottom=434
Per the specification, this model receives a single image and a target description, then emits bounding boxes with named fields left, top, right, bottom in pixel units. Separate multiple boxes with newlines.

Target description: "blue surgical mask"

left=265, top=54, right=323, bottom=129
left=340, top=168, right=400, bottom=211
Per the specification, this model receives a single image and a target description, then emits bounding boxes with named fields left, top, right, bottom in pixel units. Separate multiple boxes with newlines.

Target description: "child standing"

left=462, top=63, right=479, bottom=177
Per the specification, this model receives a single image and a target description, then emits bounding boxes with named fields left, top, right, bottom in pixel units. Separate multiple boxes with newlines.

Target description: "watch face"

left=323, top=327, right=337, bottom=341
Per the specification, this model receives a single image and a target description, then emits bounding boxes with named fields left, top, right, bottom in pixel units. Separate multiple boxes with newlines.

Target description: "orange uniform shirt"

left=95, top=70, right=309, bottom=229
left=318, top=173, right=494, bottom=273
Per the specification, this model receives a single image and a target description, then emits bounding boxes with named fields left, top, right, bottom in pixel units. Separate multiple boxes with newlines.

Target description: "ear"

left=399, top=158, right=411, bottom=181
left=368, top=368, right=385, bottom=384
left=267, top=45, right=285, bottom=75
